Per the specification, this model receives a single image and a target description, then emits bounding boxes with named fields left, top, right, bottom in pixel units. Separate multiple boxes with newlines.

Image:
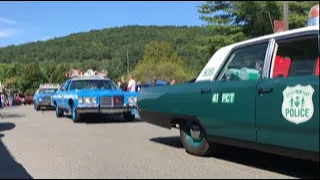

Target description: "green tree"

left=198, top=1, right=318, bottom=37
left=0, top=26, right=219, bottom=77
left=50, top=63, right=70, bottom=84
left=133, top=41, right=191, bottom=82
left=19, top=61, right=47, bottom=94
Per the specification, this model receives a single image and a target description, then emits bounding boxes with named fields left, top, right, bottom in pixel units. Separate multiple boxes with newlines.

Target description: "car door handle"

left=200, top=88, right=211, bottom=94
left=258, top=88, right=273, bottom=95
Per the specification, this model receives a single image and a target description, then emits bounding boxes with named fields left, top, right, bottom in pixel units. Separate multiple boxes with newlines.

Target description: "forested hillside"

left=0, top=26, right=219, bottom=74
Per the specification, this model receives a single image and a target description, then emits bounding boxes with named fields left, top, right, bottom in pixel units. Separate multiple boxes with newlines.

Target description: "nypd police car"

left=33, top=84, right=60, bottom=110
left=52, top=70, right=138, bottom=123
left=137, top=6, right=319, bottom=161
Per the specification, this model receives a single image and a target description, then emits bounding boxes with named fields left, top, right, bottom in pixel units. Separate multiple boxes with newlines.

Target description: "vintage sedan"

left=33, top=84, right=59, bottom=110
left=137, top=25, right=319, bottom=161
left=52, top=75, right=137, bottom=123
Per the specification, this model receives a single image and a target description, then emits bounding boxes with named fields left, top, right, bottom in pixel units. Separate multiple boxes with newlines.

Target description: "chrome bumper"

left=38, top=102, right=53, bottom=106
left=77, top=106, right=135, bottom=114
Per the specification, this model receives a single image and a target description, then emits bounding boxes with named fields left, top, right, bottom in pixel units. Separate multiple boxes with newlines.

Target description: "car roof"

left=225, top=25, right=319, bottom=49
left=196, top=25, right=319, bottom=82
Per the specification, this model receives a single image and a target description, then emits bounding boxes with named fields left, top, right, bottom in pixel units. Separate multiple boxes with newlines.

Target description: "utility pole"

left=283, top=1, right=289, bottom=31
left=127, top=50, right=129, bottom=75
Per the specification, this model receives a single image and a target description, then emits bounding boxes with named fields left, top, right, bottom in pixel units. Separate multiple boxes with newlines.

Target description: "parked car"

left=137, top=25, right=319, bottom=161
left=51, top=72, right=138, bottom=123
left=136, top=80, right=167, bottom=91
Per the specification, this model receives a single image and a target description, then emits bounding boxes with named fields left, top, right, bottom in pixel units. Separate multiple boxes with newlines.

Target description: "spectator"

left=127, top=74, right=136, bottom=92
left=150, top=78, right=157, bottom=87
left=117, top=81, right=121, bottom=88
left=8, top=93, right=13, bottom=106
left=170, top=79, right=176, bottom=85
left=120, top=76, right=127, bottom=91
left=0, top=92, right=2, bottom=109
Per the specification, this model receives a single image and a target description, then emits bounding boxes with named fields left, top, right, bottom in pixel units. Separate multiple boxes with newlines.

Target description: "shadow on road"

left=83, top=115, right=143, bottom=124
left=0, top=113, right=26, bottom=119
left=0, top=122, right=33, bottom=179
left=150, top=136, right=183, bottom=149
left=150, top=136, right=319, bottom=179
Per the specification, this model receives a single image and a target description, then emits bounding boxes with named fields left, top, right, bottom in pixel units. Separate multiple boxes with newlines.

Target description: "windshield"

left=38, top=88, right=58, bottom=93
left=69, top=79, right=118, bottom=90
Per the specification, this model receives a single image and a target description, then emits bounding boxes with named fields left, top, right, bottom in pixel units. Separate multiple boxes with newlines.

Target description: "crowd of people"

left=0, top=89, right=33, bottom=109
left=116, top=75, right=176, bottom=92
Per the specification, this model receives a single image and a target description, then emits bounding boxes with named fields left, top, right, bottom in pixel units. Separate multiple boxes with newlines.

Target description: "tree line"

left=0, top=1, right=317, bottom=94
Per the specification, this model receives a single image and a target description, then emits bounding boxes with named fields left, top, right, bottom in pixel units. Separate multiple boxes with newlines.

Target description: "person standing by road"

left=120, top=76, right=127, bottom=91
left=0, top=92, right=3, bottom=109
left=150, top=78, right=157, bottom=87
left=170, top=79, right=176, bottom=85
left=127, top=74, right=136, bottom=92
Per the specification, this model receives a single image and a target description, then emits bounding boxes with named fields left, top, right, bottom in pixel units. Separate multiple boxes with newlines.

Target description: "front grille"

left=100, top=96, right=124, bottom=107
left=100, top=96, right=112, bottom=107
left=43, top=96, right=51, bottom=103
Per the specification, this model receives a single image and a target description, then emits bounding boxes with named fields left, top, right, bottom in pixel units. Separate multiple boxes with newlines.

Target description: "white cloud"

left=0, top=17, right=16, bottom=24
left=0, top=28, right=20, bottom=38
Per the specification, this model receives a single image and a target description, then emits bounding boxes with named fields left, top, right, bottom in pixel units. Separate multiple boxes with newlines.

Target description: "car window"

left=58, top=81, right=66, bottom=91
left=219, top=42, right=269, bottom=81
left=271, top=35, right=319, bottom=78
left=60, top=81, right=70, bottom=91
left=68, top=79, right=118, bottom=90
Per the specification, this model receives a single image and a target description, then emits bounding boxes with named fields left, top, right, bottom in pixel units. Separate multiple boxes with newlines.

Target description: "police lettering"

left=285, top=108, right=309, bottom=118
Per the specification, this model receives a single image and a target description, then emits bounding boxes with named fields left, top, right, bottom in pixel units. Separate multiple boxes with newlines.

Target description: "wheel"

left=180, top=121, right=212, bottom=156
left=123, top=113, right=135, bottom=122
left=71, top=105, right=81, bottom=123
left=55, top=105, right=63, bottom=117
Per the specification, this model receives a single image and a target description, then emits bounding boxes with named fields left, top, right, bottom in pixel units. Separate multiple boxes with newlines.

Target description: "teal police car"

left=51, top=70, right=138, bottom=123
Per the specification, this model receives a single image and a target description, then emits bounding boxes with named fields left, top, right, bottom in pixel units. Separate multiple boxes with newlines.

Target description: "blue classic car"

left=51, top=76, right=138, bottom=123
left=33, top=84, right=60, bottom=110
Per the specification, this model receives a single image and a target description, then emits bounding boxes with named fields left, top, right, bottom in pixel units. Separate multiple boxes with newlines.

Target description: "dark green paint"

left=137, top=75, right=319, bottom=153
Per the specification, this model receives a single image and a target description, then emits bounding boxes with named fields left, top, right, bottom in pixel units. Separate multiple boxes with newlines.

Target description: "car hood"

left=74, top=89, right=124, bottom=96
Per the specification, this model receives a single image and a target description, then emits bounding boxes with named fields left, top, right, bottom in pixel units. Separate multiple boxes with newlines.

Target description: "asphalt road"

left=0, top=106, right=319, bottom=179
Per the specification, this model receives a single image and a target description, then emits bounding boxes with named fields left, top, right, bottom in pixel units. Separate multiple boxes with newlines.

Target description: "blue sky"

left=0, top=1, right=205, bottom=47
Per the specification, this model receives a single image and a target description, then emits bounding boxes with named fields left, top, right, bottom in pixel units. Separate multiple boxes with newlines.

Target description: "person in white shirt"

left=127, top=74, right=136, bottom=92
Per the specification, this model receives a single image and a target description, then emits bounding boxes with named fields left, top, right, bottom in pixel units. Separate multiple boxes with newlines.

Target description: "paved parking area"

left=0, top=106, right=319, bottom=179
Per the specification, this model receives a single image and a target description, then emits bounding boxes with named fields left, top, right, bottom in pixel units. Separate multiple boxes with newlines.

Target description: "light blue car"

left=51, top=76, right=138, bottom=123
left=33, top=84, right=59, bottom=110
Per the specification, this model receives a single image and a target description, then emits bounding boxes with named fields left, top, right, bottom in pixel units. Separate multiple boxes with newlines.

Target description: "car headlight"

left=84, top=97, right=91, bottom=104
left=83, top=97, right=97, bottom=104
left=128, top=97, right=137, bottom=105
left=78, top=97, right=83, bottom=104
left=39, top=98, right=43, bottom=102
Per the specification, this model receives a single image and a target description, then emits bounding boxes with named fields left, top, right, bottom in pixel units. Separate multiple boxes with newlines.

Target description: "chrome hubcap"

left=190, top=124, right=201, bottom=140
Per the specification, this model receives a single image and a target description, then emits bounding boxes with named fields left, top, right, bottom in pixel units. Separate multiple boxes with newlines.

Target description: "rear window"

left=272, top=35, right=319, bottom=78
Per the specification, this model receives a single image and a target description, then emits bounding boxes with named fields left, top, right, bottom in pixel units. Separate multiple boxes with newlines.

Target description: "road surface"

left=0, top=106, right=319, bottom=179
